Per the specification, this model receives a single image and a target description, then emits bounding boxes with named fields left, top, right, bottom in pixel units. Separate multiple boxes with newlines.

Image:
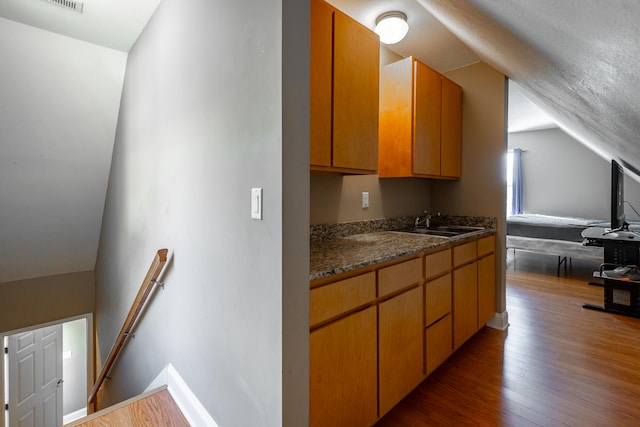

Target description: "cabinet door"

left=310, top=307, right=378, bottom=427
left=309, top=0, right=333, bottom=167
left=379, top=286, right=424, bottom=417
left=333, top=9, right=379, bottom=172
left=453, top=262, right=478, bottom=349
left=478, top=254, right=496, bottom=326
left=426, top=313, right=452, bottom=375
left=441, top=76, right=462, bottom=178
left=379, top=57, right=413, bottom=177
left=414, top=60, right=441, bottom=176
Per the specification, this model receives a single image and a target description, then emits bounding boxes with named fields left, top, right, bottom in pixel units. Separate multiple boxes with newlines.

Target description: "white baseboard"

left=63, top=407, right=87, bottom=424
left=147, top=364, right=219, bottom=427
left=486, top=310, right=509, bottom=331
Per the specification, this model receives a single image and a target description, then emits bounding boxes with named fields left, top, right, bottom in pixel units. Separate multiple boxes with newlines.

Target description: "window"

left=507, top=148, right=523, bottom=215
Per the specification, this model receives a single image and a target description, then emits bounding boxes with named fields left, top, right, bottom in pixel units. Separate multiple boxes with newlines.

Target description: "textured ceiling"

left=417, top=0, right=640, bottom=176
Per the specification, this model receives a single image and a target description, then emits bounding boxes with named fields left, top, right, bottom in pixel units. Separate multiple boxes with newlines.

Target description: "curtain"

left=511, top=148, right=524, bottom=215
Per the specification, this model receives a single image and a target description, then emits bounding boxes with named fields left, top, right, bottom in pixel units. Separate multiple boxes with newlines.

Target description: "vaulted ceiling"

left=1, top=0, right=638, bottom=282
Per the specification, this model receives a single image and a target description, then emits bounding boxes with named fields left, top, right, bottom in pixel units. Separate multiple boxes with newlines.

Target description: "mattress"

left=507, top=214, right=608, bottom=242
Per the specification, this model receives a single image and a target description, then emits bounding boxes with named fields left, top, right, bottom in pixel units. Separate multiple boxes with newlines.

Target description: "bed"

left=507, top=214, right=608, bottom=242
left=506, top=214, right=607, bottom=275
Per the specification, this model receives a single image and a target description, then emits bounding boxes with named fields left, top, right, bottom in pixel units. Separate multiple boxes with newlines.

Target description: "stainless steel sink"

left=399, top=225, right=484, bottom=237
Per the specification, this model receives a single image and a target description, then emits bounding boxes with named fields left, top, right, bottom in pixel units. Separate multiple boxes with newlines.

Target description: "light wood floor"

left=376, top=252, right=640, bottom=426
left=66, top=387, right=189, bottom=427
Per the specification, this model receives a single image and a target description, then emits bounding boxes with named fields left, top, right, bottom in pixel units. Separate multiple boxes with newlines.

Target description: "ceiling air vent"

left=47, top=0, right=84, bottom=13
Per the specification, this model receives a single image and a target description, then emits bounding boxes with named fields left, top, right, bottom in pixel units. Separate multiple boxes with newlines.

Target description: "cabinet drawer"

left=425, top=248, right=451, bottom=279
left=478, top=235, right=495, bottom=257
left=425, top=314, right=452, bottom=375
left=453, top=241, right=477, bottom=267
left=378, top=257, right=423, bottom=296
left=425, top=273, right=451, bottom=326
left=310, top=272, right=376, bottom=326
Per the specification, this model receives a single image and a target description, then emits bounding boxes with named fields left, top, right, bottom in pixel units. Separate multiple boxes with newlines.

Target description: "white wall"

left=63, top=318, right=87, bottom=415
left=94, top=1, right=308, bottom=426
left=0, top=17, right=126, bottom=283
left=508, top=127, right=640, bottom=220
left=433, top=62, right=507, bottom=316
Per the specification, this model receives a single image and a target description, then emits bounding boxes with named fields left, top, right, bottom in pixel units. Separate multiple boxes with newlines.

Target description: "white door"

left=7, top=325, right=63, bottom=427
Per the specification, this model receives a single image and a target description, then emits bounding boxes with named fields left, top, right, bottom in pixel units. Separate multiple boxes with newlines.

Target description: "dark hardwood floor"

left=376, top=252, right=640, bottom=426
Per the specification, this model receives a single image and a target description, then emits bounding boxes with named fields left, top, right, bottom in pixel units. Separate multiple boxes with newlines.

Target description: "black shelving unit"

left=584, top=239, right=640, bottom=317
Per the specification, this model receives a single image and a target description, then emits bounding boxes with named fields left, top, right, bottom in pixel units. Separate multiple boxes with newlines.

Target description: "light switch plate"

left=251, top=188, right=263, bottom=220
left=362, top=192, right=369, bottom=209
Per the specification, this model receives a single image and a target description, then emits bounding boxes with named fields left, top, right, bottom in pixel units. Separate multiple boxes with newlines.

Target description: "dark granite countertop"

left=310, top=228, right=495, bottom=282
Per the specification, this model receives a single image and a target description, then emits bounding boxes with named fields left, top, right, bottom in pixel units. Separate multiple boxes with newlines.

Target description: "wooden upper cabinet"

left=379, top=56, right=462, bottom=179
left=441, top=76, right=462, bottom=178
left=310, top=0, right=332, bottom=167
left=378, top=57, right=413, bottom=177
left=414, top=60, right=442, bottom=176
left=310, top=0, right=379, bottom=174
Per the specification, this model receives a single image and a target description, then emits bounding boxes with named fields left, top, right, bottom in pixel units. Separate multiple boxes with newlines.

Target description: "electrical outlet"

left=362, top=192, right=369, bottom=209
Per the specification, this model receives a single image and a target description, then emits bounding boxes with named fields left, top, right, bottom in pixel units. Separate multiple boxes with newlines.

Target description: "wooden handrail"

left=88, top=249, right=169, bottom=406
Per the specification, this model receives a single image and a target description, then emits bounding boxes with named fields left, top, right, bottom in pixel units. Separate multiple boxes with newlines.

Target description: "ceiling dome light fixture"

left=375, top=11, right=409, bottom=45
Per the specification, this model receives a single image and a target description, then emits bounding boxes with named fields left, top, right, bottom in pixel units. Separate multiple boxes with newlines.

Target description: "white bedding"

left=507, top=214, right=607, bottom=228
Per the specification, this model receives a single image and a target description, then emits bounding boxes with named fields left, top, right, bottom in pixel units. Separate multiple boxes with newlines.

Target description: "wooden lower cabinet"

left=310, top=306, right=378, bottom=427
left=478, top=253, right=496, bottom=326
left=425, top=273, right=451, bottom=325
left=310, top=233, right=496, bottom=425
left=424, top=272, right=452, bottom=375
left=453, top=262, right=478, bottom=349
left=378, top=285, right=424, bottom=416
left=426, top=313, right=452, bottom=375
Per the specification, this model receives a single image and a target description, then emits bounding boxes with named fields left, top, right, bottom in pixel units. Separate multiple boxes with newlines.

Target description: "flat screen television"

left=611, top=159, right=626, bottom=230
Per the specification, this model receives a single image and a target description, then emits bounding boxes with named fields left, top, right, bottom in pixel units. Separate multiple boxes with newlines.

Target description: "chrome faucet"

left=415, top=211, right=431, bottom=228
